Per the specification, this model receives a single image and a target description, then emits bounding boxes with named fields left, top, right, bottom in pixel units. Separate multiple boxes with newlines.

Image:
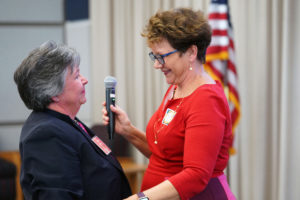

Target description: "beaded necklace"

left=153, top=86, right=184, bottom=144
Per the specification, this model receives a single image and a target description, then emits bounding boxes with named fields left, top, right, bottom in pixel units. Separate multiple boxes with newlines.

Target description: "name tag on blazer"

left=91, top=136, right=112, bottom=155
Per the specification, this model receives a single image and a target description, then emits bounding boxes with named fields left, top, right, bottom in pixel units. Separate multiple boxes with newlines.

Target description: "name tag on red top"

left=91, top=136, right=112, bottom=155
left=162, top=108, right=176, bottom=125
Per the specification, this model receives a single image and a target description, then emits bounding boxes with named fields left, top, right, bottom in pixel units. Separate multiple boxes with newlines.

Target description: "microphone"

left=104, top=76, right=117, bottom=140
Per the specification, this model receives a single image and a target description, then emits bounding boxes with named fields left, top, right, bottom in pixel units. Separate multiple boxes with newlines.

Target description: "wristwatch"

left=137, top=192, right=149, bottom=200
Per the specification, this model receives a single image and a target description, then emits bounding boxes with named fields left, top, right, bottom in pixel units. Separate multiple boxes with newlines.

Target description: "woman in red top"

left=102, top=8, right=236, bottom=200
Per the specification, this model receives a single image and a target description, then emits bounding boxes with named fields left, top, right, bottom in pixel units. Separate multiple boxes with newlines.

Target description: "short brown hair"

left=142, top=8, right=211, bottom=63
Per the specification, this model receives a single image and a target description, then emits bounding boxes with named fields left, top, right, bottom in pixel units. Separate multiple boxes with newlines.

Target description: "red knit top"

left=141, top=81, right=233, bottom=200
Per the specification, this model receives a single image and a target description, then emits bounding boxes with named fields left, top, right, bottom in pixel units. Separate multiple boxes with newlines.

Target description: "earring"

left=189, top=65, right=193, bottom=71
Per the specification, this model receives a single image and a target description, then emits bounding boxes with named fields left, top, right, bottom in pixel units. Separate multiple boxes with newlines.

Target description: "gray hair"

left=14, top=40, right=80, bottom=111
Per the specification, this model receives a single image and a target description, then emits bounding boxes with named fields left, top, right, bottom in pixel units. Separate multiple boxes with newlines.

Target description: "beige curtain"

left=90, top=0, right=300, bottom=199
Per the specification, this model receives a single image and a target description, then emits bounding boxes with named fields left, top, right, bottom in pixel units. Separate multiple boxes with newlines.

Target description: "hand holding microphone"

left=104, top=76, right=117, bottom=140
left=103, top=76, right=132, bottom=141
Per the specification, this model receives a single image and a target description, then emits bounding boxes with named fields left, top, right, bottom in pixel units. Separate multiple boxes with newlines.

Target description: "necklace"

left=153, top=86, right=184, bottom=144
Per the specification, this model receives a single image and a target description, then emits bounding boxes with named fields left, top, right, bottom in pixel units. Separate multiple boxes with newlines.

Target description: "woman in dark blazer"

left=14, top=40, right=131, bottom=200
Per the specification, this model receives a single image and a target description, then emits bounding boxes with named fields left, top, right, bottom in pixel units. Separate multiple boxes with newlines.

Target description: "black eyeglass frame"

left=148, top=49, right=178, bottom=65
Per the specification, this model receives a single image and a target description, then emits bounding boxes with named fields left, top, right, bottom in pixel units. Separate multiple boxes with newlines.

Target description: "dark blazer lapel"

left=73, top=119, right=124, bottom=172
left=45, top=109, right=124, bottom=172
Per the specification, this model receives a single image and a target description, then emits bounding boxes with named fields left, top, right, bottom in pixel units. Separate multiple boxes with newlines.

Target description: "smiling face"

left=55, top=65, right=88, bottom=115
left=150, top=39, right=190, bottom=86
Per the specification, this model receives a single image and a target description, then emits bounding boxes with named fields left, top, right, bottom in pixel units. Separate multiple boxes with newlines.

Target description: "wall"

left=0, top=0, right=91, bottom=151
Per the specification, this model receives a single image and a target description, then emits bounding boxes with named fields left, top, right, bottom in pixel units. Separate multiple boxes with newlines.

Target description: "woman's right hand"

left=101, top=102, right=132, bottom=137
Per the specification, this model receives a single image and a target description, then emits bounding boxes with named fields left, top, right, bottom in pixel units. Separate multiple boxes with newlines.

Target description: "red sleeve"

left=168, top=88, right=228, bottom=200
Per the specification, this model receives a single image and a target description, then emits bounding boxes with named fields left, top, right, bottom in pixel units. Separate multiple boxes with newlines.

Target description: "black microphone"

left=104, top=76, right=117, bottom=140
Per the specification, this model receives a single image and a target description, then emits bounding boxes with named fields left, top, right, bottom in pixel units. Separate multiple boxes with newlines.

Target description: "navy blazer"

left=19, top=109, right=131, bottom=200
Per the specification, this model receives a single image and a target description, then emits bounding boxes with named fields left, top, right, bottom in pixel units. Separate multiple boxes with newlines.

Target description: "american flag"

left=204, top=0, right=241, bottom=154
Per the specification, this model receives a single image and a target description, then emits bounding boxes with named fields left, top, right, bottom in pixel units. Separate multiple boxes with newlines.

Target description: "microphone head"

left=104, top=76, right=117, bottom=88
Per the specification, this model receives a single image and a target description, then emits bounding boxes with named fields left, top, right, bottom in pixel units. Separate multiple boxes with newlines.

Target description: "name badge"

left=162, top=108, right=176, bottom=125
left=92, top=136, right=112, bottom=155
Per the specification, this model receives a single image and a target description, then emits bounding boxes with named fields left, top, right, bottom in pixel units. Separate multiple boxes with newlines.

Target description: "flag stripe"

left=227, top=69, right=237, bottom=88
left=209, top=4, right=228, bottom=13
left=207, top=45, right=229, bottom=53
left=228, top=83, right=239, bottom=101
left=204, top=63, right=224, bottom=82
left=212, top=29, right=228, bottom=36
left=209, top=19, right=228, bottom=30
left=210, top=36, right=229, bottom=46
left=228, top=60, right=237, bottom=75
left=209, top=13, right=228, bottom=20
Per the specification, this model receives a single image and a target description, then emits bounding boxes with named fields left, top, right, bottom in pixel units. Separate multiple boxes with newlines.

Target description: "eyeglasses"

left=149, top=49, right=178, bottom=65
